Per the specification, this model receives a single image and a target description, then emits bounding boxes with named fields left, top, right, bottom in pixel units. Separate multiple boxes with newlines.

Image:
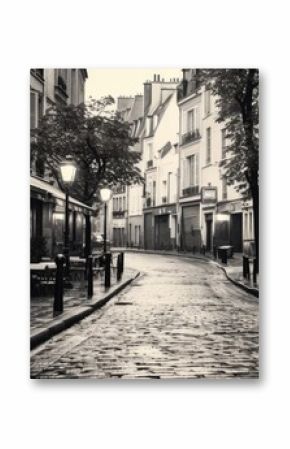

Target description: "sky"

left=85, top=68, right=182, bottom=103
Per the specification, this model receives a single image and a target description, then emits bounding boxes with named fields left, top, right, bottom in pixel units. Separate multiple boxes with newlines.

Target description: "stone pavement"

left=30, top=267, right=139, bottom=349
left=112, top=247, right=259, bottom=296
left=31, top=253, right=259, bottom=379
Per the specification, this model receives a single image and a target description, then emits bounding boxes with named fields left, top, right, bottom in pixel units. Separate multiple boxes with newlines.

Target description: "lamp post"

left=100, top=188, right=112, bottom=254
left=60, top=156, right=77, bottom=277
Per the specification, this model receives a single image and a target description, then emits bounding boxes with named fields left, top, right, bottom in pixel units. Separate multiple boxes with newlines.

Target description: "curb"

left=30, top=271, right=140, bottom=350
left=117, top=248, right=259, bottom=298
left=216, top=265, right=259, bottom=298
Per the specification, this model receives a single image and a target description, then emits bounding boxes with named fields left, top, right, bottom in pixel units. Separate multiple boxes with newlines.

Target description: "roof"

left=30, top=176, right=93, bottom=211
left=128, top=95, right=144, bottom=122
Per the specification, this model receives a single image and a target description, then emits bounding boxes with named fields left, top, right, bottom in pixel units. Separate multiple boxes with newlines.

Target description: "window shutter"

left=30, top=92, right=37, bottom=129
left=196, top=107, right=200, bottom=133
left=195, top=153, right=199, bottom=186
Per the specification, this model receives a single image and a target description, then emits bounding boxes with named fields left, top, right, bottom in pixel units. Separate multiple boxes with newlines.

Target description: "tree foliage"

left=197, top=69, right=259, bottom=265
left=198, top=69, right=259, bottom=197
left=31, top=97, right=143, bottom=205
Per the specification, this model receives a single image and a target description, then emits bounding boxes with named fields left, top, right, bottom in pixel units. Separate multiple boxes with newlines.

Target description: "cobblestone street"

left=31, top=253, right=259, bottom=379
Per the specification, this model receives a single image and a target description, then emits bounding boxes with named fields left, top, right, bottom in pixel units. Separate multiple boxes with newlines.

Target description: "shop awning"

left=30, top=175, right=94, bottom=212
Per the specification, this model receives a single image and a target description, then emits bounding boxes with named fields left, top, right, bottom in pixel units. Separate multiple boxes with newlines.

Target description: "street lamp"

left=100, top=187, right=112, bottom=253
left=60, top=156, right=77, bottom=277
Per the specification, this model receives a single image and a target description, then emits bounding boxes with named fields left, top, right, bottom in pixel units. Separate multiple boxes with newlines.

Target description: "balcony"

left=113, top=210, right=125, bottom=218
left=147, top=160, right=153, bottom=169
left=182, top=186, right=200, bottom=197
left=181, top=129, right=201, bottom=146
left=162, top=196, right=167, bottom=204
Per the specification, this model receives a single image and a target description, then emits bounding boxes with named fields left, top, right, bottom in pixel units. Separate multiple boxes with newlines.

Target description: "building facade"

left=177, top=69, right=254, bottom=253
left=30, top=69, right=90, bottom=260
left=143, top=75, right=180, bottom=250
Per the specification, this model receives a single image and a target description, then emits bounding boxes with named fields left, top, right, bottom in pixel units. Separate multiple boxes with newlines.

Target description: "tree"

left=31, top=96, right=143, bottom=205
left=198, top=69, right=259, bottom=270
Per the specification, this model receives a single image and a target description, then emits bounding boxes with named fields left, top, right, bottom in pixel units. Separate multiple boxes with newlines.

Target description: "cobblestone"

left=31, top=253, right=259, bottom=379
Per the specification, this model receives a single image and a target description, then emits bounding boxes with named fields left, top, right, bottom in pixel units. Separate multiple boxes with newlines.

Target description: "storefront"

left=181, top=203, right=201, bottom=251
left=216, top=200, right=244, bottom=252
left=30, top=176, right=93, bottom=260
left=144, top=204, right=177, bottom=250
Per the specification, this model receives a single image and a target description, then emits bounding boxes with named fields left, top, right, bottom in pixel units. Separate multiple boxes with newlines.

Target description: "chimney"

left=143, top=81, right=152, bottom=115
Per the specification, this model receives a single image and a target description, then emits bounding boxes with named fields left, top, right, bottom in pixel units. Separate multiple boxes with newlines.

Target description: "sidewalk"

left=30, top=267, right=139, bottom=349
left=112, top=247, right=259, bottom=298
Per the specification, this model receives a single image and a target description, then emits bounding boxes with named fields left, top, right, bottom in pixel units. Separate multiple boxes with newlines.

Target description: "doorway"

left=230, top=213, right=243, bottom=252
left=155, top=215, right=171, bottom=250
left=205, top=213, right=213, bottom=251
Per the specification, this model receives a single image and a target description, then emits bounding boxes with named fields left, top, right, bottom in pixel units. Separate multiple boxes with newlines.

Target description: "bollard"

left=243, top=256, right=247, bottom=278
left=120, top=251, right=124, bottom=274
left=117, top=254, right=122, bottom=281
left=104, top=252, right=111, bottom=288
left=87, top=255, right=93, bottom=298
left=53, top=254, right=65, bottom=315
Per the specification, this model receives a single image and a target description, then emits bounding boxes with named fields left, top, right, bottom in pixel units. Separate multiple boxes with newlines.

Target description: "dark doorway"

left=155, top=215, right=171, bottom=250
left=205, top=214, right=213, bottom=251
left=144, top=213, right=153, bottom=250
left=230, top=213, right=243, bottom=252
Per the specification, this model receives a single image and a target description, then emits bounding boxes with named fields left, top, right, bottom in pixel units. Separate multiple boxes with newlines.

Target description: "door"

left=144, top=213, right=153, bottom=249
left=205, top=214, right=213, bottom=251
left=155, top=215, right=171, bottom=250
left=230, top=213, right=243, bottom=252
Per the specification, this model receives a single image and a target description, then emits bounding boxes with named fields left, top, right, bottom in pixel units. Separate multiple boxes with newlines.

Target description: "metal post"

left=64, top=190, right=70, bottom=278
left=253, top=258, right=257, bottom=284
left=120, top=251, right=124, bottom=274
left=104, top=252, right=111, bottom=288
left=53, top=254, right=65, bottom=315
left=104, top=202, right=107, bottom=254
left=117, top=254, right=121, bottom=281
left=87, top=255, right=93, bottom=298
left=243, top=256, right=247, bottom=279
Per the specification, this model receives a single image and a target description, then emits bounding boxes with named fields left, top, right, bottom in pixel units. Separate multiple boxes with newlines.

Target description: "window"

left=146, top=117, right=152, bottom=136
left=184, top=154, right=199, bottom=187
left=153, top=181, right=156, bottom=206
left=30, top=92, right=37, bottom=129
left=123, top=197, right=126, bottom=211
left=222, top=177, right=227, bottom=200
left=249, top=211, right=253, bottom=238
left=187, top=107, right=200, bottom=134
left=206, top=127, right=211, bottom=163
left=204, top=90, right=211, bottom=115
left=30, top=91, right=43, bottom=129
left=187, top=109, right=194, bottom=133
left=244, top=213, right=249, bottom=239
left=168, top=172, right=172, bottom=203
left=221, top=129, right=227, bottom=158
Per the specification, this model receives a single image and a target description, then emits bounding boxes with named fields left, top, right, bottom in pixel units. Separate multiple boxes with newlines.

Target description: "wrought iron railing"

left=182, top=185, right=200, bottom=197
left=181, top=129, right=201, bottom=145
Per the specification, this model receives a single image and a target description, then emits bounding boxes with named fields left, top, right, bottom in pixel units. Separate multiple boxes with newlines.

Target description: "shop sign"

left=201, top=187, right=217, bottom=204
left=155, top=205, right=176, bottom=215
